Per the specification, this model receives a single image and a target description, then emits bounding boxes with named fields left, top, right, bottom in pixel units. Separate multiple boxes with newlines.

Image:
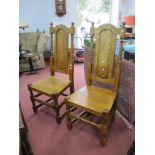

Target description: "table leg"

left=27, top=57, right=38, bottom=76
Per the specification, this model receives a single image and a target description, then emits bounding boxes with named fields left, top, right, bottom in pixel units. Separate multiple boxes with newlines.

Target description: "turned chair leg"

left=30, top=96, right=37, bottom=113
left=54, top=98, right=61, bottom=124
left=98, top=115, right=109, bottom=147
left=70, top=84, right=74, bottom=94
left=112, top=102, right=117, bottom=122
left=28, top=85, right=37, bottom=113
left=66, top=102, right=72, bottom=130
left=112, top=112, right=115, bottom=122
left=100, top=131, right=108, bottom=147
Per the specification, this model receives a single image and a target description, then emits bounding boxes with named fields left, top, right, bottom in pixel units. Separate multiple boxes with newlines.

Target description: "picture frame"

left=55, top=0, right=66, bottom=17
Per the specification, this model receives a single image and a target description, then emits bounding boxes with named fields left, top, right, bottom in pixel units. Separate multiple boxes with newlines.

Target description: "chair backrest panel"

left=94, top=25, right=117, bottom=79
left=54, top=26, right=69, bottom=72
left=49, top=23, right=75, bottom=77
left=88, top=23, right=124, bottom=92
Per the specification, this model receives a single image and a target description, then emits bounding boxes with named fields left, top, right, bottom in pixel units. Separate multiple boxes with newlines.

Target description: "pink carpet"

left=19, top=61, right=134, bottom=155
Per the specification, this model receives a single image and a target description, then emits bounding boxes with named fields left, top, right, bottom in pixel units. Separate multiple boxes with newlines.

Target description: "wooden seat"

left=28, top=23, right=75, bottom=124
left=67, top=86, right=116, bottom=116
left=30, top=76, right=71, bottom=96
left=65, top=23, right=124, bottom=146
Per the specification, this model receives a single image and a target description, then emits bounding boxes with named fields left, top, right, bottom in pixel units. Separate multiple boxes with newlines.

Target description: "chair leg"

left=112, top=101, right=117, bottom=122
left=28, top=85, right=37, bottom=113
left=30, top=96, right=37, bottom=113
left=70, top=84, right=74, bottom=94
left=98, top=114, right=109, bottom=147
left=112, top=112, right=115, bottom=122
left=54, top=98, right=61, bottom=124
left=66, top=101, right=72, bottom=130
left=127, top=140, right=135, bottom=155
left=100, top=130, right=108, bottom=147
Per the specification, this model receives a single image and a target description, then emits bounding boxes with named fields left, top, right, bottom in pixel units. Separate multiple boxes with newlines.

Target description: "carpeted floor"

left=19, top=61, right=135, bottom=155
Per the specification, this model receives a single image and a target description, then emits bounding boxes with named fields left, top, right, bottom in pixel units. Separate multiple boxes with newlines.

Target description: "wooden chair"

left=65, top=23, right=124, bottom=146
left=28, top=23, right=75, bottom=124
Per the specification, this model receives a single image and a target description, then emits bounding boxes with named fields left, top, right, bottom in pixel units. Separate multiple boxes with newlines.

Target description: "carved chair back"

left=87, top=23, right=124, bottom=92
left=49, top=23, right=75, bottom=83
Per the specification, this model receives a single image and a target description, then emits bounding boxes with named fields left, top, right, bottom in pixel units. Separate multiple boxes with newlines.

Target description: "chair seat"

left=30, top=76, right=71, bottom=96
left=67, top=86, right=117, bottom=116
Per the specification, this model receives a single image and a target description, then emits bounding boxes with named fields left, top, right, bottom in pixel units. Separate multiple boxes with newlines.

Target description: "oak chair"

left=28, top=23, right=75, bottom=124
left=65, top=23, right=124, bottom=146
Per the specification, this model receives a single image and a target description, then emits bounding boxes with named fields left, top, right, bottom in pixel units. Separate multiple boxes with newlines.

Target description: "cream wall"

left=119, top=0, right=135, bottom=18
left=19, top=0, right=134, bottom=50
left=19, top=0, right=78, bottom=50
left=118, top=0, right=135, bottom=28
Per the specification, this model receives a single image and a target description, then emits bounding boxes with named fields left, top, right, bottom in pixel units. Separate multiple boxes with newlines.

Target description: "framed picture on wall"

left=55, top=0, right=66, bottom=17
